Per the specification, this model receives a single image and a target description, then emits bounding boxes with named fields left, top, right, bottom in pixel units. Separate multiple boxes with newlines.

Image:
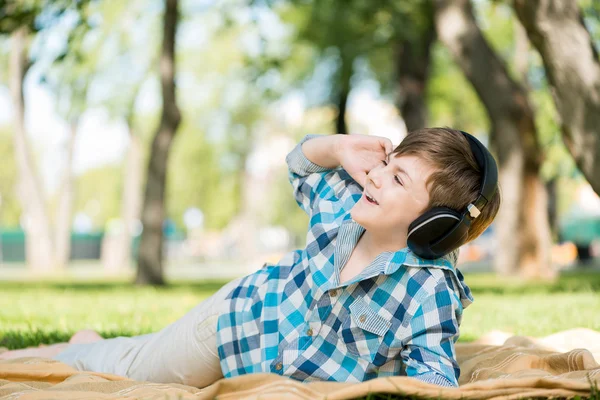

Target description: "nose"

left=368, top=167, right=382, bottom=189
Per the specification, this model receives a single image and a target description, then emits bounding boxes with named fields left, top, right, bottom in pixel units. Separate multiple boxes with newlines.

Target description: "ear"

left=407, top=207, right=463, bottom=259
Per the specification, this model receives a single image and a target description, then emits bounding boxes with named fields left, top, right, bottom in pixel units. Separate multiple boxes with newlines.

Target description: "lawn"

left=1, top=270, right=600, bottom=349
left=1, top=270, right=599, bottom=399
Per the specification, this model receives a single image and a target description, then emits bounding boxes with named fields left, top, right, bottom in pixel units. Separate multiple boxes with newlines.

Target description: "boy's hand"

left=336, top=134, right=394, bottom=186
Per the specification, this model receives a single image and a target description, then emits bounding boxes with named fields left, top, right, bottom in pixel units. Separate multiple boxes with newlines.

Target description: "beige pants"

left=54, top=277, right=243, bottom=388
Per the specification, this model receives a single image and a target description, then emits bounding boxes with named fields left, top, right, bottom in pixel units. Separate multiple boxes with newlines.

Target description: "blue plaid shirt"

left=216, top=134, right=474, bottom=387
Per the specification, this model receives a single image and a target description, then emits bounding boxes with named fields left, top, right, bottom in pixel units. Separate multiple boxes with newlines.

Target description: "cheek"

left=402, top=190, right=428, bottom=214
left=386, top=194, right=423, bottom=221
left=406, top=188, right=429, bottom=211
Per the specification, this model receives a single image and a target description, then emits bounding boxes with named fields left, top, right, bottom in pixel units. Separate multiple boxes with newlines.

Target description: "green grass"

left=458, top=271, right=600, bottom=341
left=0, top=280, right=228, bottom=349
left=2, top=270, right=599, bottom=349
left=1, top=270, right=599, bottom=399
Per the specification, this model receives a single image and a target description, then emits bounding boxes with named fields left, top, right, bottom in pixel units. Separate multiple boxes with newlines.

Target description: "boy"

left=1, top=128, right=500, bottom=388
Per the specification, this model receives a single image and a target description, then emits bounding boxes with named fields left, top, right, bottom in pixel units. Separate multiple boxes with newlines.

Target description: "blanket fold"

left=1, top=328, right=599, bottom=399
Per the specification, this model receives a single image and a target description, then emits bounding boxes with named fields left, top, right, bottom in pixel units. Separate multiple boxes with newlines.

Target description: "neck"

left=360, top=228, right=408, bottom=259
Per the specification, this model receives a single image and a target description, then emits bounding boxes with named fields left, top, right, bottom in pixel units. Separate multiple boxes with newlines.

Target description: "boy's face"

left=351, top=153, right=435, bottom=241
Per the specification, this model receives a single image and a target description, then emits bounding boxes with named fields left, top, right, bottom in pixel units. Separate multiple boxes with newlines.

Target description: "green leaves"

left=0, top=0, right=93, bottom=35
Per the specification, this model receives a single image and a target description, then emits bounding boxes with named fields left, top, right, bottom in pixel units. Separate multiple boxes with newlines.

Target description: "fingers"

left=381, top=138, right=393, bottom=155
left=372, top=135, right=393, bottom=155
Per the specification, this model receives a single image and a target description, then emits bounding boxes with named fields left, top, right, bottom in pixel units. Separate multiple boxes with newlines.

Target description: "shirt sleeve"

left=400, top=279, right=462, bottom=387
left=285, top=134, right=361, bottom=216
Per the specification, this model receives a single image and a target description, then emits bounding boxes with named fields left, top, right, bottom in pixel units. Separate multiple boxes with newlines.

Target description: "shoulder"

left=400, top=266, right=463, bottom=313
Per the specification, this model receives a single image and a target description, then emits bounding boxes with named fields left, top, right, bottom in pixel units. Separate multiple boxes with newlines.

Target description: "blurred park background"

left=1, top=0, right=600, bottom=349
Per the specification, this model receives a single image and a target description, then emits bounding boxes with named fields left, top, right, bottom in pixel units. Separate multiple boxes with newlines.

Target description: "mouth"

left=364, top=190, right=379, bottom=206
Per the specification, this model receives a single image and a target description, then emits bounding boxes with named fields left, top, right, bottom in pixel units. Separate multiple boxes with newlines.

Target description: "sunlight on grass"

left=1, top=271, right=599, bottom=350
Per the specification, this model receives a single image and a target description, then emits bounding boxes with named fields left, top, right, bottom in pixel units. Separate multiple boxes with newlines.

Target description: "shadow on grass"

left=0, top=280, right=233, bottom=293
left=0, top=329, right=157, bottom=350
left=0, top=330, right=72, bottom=349
left=2, top=270, right=600, bottom=295
left=1, top=270, right=600, bottom=295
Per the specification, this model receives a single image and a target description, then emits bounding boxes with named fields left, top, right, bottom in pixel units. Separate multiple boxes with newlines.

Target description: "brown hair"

left=393, top=127, right=501, bottom=243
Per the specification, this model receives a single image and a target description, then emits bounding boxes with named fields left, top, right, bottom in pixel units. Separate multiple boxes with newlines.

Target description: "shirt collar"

left=335, top=219, right=473, bottom=308
left=341, top=218, right=458, bottom=275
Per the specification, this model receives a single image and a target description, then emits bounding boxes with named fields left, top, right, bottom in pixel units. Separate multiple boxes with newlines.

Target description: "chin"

left=350, top=207, right=372, bottom=228
left=352, top=208, right=408, bottom=235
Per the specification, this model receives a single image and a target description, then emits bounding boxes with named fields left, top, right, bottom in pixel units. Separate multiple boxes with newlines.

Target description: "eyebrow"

left=387, top=154, right=413, bottom=185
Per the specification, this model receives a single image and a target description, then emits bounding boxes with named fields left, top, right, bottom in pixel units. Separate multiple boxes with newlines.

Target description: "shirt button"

left=275, top=362, right=283, bottom=371
left=306, top=328, right=313, bottom=337
left=330, top=289, right=338, bottom=297
left=359, top=314, right=367, bottom=323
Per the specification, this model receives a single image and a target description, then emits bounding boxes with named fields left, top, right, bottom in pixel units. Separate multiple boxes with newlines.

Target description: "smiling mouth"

left=364, top=191, right=379, bottom=205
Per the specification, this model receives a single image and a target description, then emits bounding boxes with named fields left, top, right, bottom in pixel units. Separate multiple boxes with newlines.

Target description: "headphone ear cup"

left=408, top=207, right=462, bottom=259
left=429, top=218, right=470, bottom=257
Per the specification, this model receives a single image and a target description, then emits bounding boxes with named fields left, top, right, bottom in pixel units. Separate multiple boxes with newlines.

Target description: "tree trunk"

left=104, top=84, right=144, bottom=274
left=9, top=27, right=55, bottom=272
left=433, top=0, right=553, bottom=279
left=335, top=56, right=352, bottom=135
left=54, top=118, right=77, bottom=269
left=513, top=18, right=530, bottom=87
left=232, top=164, right=258, bottom=264
left=118, top=132, right=142, bottom=270
left=513, top=0, right=600, bottom=196
left=135, top=0, right=181, bottom=285
left=546, top=177, right=558, bottom=240
left=102, top=132, right=143, bottom=274
left=395, top=24, right=436, bottom=132
left=336, top=88, right=348, bottom=135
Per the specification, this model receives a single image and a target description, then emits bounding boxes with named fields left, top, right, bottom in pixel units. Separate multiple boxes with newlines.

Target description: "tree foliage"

left=1, top=0, right=598, bottom=265
left=74, top=164, right=122, bottom=228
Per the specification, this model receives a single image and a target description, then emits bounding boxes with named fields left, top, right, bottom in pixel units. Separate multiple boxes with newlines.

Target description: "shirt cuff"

left=285, top=134, right=333, bottom=177
left=413, top=373, right=457, bottom=387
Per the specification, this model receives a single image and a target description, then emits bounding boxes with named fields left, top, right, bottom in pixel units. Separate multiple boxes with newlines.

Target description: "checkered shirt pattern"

left=216, top=134, right=474, bottom=387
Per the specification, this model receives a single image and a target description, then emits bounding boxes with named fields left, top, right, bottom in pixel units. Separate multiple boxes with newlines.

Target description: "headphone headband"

left=460, top=130, right=498, bottom=219
left=407, top=129, right=498, bottom=259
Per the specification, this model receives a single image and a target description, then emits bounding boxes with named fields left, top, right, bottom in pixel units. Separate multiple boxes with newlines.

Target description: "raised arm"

left=286, top=134, right=393, bottom=216
left=301, top=134, right=344, bottom=169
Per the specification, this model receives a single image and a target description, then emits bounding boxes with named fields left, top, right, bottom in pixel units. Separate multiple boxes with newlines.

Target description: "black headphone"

left=407, top=130, right=498, bottom=260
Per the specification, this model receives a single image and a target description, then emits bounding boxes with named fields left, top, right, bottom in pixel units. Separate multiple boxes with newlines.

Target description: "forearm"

left=300, top=134, right=343, bottom=169
left=286, top=134, right=358, bottom=216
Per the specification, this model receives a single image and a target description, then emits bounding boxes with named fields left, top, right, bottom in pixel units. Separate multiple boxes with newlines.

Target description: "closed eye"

left=381, top=160, right=403, bottom=186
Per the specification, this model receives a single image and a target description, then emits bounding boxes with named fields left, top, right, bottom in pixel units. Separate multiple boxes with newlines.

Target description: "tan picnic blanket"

left=1, top=328, right=599, bottom=399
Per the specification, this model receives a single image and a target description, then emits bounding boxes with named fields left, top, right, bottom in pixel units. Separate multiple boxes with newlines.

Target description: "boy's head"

left=351, top=127, right=501, bottom=249
left=393, top=127, right=501, bottom=244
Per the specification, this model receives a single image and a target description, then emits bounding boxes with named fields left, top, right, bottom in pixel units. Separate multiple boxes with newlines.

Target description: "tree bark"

left=135, top=0, right=181, bottom=285
left=546, top=177, right=558, bottom=240
left=395, top=24, right=436, bottom=132
left=513, top=18, right=530, bottom=87
left=513, top=0, right=600, bottom=195
left=433, top=0, right=553, bottom=278
left=335, top=56, right=352, bottom=135
left=54, top=118, right=77, bottom=269
left=118, top=132, right=143, bottom=269
left=104, top=83, right=144, bottom=274
left=336, top=87, right=348, bottom=135
left=9, top=27, right=55, bottom=272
